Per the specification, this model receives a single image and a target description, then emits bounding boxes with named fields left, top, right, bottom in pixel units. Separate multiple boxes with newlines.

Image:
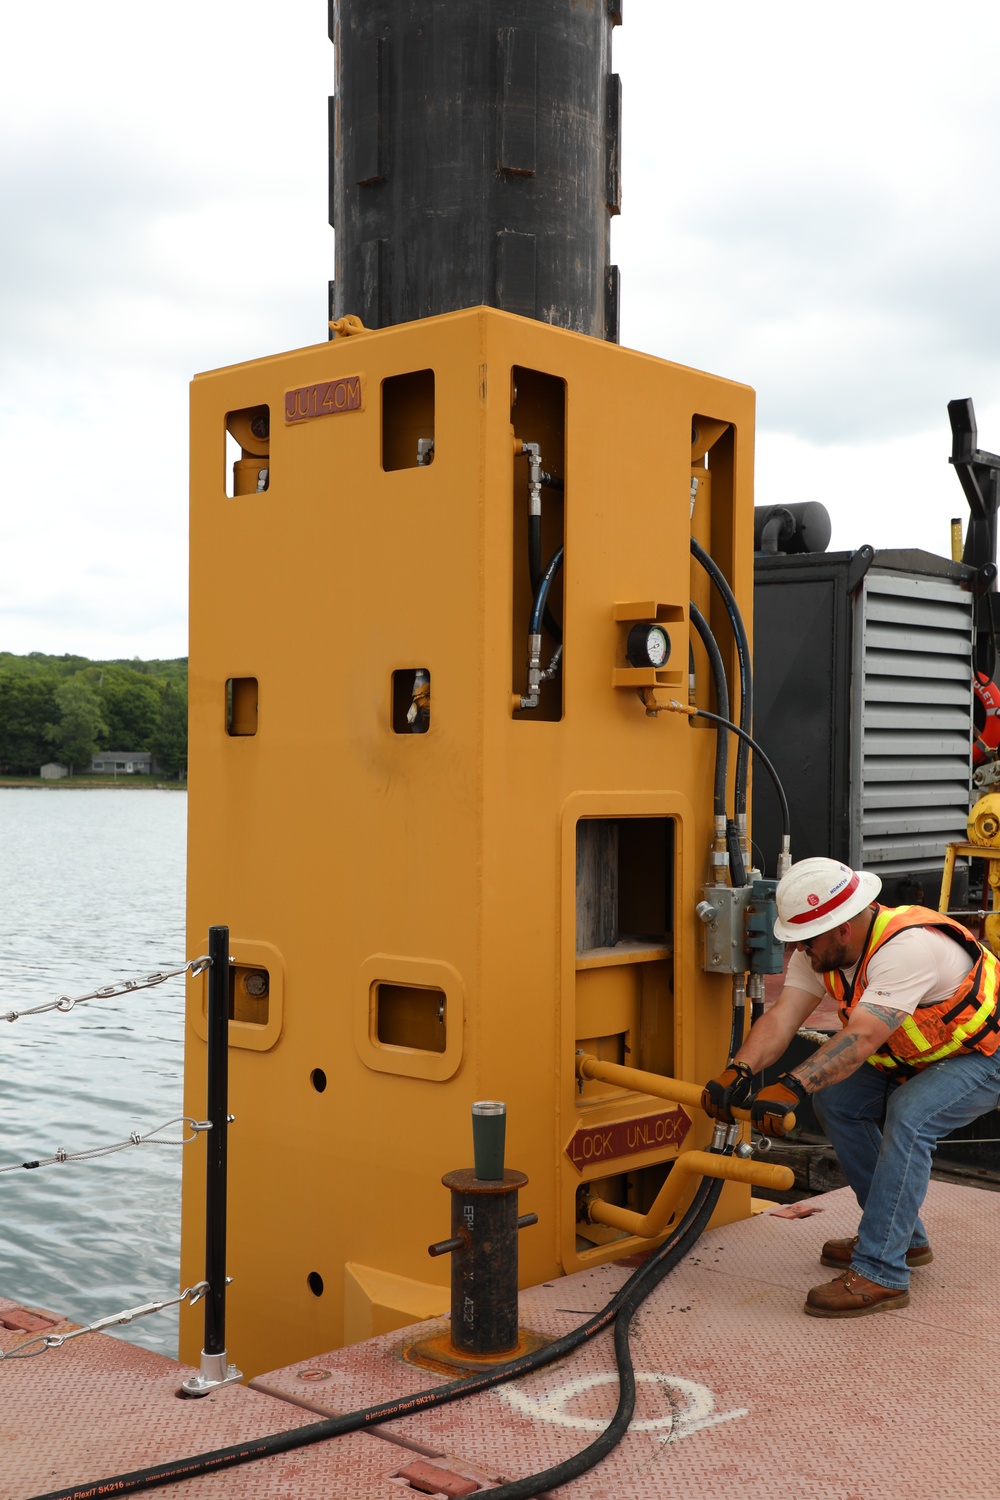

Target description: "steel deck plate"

left=252, top=1181, right=1000, bottom=1499
left=0, top=1298, right=480, bottom=1499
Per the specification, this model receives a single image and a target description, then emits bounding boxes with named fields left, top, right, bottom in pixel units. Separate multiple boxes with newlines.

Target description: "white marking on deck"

left=500, top=1372, right=749, bottom=1438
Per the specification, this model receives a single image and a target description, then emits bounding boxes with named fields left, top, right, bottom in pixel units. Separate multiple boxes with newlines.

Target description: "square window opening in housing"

left=392, top=668, right=431, bottom=733
left=225, top=405, right=270, bottom=497
left=226, top=677, right=258, bottom=736
left=375, top=982, right=446, bottom=1053
left=229, top=964, right=270, bottom=1026
left=382, top=370, right=435, bottom=471
left=576, top=816, right=673, bottom=951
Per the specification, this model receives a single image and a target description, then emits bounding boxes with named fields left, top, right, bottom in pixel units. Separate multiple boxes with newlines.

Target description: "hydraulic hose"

left=33, top=1167, right=727, bottom=1500
left=690, top=538, right=753, bottom=817
left=728, top=970, right=747, bottom=1067
left=686, top=706, right=790, bottom=855
left=530, top=545, right=564, bottom=635
left=528, top=514, right=563, bottom=644
left=688, top=601, right=729, bottom=821
left=481, top=1175, right=725, bottom=1500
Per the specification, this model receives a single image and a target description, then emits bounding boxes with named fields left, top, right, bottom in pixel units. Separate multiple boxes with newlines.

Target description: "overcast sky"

left=3, top=2, right=999, bottom=659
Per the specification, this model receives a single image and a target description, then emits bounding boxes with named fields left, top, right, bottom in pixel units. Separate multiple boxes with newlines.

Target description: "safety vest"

left=821, top=904, right=1000, bottom=1075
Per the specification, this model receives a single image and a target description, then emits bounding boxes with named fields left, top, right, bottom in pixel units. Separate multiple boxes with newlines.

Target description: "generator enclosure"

left=182, top=306, right=756, bottom=1378
left=753, top=548, right=975, bottom=907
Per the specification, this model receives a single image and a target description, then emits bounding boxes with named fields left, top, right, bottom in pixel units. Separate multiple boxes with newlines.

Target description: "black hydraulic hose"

left=729, top=972, right=747, bottom=1065
left=528, top=513, right=541, bottom=590
left=528, top=514, right=563, bottom=644
left=688, top=601, right=729, bottom=820
left=530, top=546, right=564, bottom=635
left=478, top=1175, right=726, bottom=1500
left=687, top=706, right=790, bottom=854
left=726, top=820, right=748, bottom=888
left=31, top=1164, right=726, bottom=1500
left=728, top=968, right=745, bottom=1061
left=690, top=538, right=753, bottom=817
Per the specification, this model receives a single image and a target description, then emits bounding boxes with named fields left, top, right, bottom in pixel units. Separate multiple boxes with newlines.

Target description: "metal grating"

left=853, top=570, right=973, bottom=875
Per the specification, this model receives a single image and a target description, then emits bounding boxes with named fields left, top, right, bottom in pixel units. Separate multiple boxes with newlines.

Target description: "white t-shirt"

left=786, top=923, right=975, bottom=1016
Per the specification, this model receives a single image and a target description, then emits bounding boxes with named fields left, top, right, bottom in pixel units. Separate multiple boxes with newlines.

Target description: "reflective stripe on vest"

left=821, top=905, right=1000, bottom=1074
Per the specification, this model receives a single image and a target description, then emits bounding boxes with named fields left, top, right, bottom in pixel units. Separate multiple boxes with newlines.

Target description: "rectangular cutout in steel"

left=226, top=678, right=258, bottom=737
left=382, top=370, right=435, bottom=471
left=225, top=406, right=270, bottom=498
left=392, top=669, right=430, bottom=734
left=511, top=366, right=566, bottom=722
left=575, top=817, right=672, bottom=952
left=229, top=964, right=269, bottom=1026
left=376, top=982, right=446, bottom=1053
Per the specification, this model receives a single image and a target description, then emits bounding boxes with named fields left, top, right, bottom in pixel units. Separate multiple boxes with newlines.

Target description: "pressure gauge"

left=626, top=623, right=671, bottom=669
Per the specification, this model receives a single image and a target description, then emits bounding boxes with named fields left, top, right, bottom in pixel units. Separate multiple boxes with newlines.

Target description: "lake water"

left=0, top=789, right=188, bottom=1356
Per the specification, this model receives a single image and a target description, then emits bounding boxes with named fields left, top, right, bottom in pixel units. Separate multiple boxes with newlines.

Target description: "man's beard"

left=808, top=937, right=852, bottom=972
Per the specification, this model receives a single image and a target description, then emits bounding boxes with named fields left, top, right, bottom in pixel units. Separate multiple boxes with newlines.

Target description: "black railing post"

left=204, top=923, right=229, bottom=1356
left=181, top=924, right=242, bottom=1396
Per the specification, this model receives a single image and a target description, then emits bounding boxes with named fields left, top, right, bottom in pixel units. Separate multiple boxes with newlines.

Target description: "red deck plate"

left=0, top=1299, right=475, bottom=1499
left=252, top=1181, right=1000, bottom=1499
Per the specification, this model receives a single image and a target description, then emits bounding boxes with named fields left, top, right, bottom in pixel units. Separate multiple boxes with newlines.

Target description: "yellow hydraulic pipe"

left=586, top=1149, right=795, bottom=1240
left=939, top=844, right=957, bottom=915
left=575, top=1052, right=797, bottom=1134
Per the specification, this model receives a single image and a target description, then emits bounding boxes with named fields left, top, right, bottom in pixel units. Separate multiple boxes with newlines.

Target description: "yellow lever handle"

left=574, top=1053, right=796, bottom=1134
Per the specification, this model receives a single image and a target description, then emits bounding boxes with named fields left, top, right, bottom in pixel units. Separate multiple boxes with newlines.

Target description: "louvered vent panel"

left=857, top=573, right=973, bottom=874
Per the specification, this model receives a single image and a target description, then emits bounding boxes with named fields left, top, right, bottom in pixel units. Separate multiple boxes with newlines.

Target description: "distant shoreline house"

left=40, top=763, right=69, bottom=780
left=90, top=751, right=160, bottom=775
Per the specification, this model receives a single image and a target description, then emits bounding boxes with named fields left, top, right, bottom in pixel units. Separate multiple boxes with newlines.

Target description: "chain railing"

left=0, top=933, right=239, bottom=1392
left=3, top=957, right=210, bottom=1024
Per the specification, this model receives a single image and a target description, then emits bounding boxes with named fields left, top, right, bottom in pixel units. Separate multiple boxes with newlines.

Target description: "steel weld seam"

left=25, top=1177, right=722, bottom=1500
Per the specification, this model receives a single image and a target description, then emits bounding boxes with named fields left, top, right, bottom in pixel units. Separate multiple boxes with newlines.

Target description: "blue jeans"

left=812, top=1050, right=1000, bottom=1290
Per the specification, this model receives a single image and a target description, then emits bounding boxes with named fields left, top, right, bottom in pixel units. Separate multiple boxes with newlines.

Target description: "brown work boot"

left=820, top=1235, right=933, bottom=1270
left=805, top=1269, right=909, bottom=1318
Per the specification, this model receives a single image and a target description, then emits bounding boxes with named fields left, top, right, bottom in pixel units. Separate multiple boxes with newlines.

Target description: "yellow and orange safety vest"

left=821, top=904, right=1000, bottom=1075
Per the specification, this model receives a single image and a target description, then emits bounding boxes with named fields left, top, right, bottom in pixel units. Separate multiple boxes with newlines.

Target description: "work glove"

left=701, top=1061, right=754, bottom=1122
left=749, top=1074, right=810, bottom=1137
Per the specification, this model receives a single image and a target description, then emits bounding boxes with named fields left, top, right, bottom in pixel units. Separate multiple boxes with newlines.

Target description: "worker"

left=702, top=857, right=1000, bottom=1318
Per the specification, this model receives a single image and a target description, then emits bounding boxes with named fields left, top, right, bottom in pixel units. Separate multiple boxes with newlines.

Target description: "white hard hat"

left=773, top=857, right=882, bottom=942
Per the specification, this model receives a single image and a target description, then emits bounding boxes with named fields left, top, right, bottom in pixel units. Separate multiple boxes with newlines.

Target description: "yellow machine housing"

left=941, top=792, right=1000, bottom=955
left=182, top=306, right=756, bottom=1379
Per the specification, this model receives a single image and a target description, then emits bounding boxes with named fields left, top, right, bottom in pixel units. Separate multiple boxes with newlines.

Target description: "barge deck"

left=4, top=1178, right=995, bottom=1499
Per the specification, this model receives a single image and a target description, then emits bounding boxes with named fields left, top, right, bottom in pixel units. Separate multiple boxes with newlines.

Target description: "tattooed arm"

left=788, top=1000, right=907, bottom=1093
left=733, top=985, right=827, bottom=1074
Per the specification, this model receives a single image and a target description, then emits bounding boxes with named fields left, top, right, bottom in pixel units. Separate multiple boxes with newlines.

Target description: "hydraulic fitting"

left=524, top=632, right=543, bottom=702
left=517, top=637, right=561, bottom=710
left=520, top=440, right=543, bottom=517
left=710, top=815, right=728, bottom=879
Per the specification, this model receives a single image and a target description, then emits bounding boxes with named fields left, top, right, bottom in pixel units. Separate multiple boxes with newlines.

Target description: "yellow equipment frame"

left=182, top=306, right=756, bottom=1378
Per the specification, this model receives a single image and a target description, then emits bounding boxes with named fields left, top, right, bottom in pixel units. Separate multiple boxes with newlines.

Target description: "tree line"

left=0, top=653, right=187, bottom=778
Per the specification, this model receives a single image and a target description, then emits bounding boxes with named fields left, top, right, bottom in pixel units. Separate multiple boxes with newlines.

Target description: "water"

left=0, top=789, right=187, bottom=1355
